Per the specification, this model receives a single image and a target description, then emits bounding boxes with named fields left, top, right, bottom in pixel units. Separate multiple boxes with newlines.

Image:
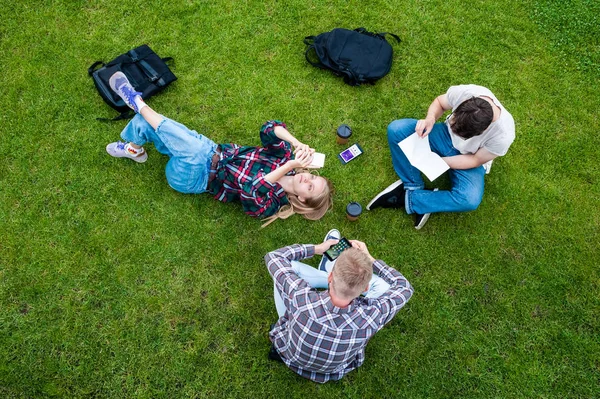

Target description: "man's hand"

left=415, top=116, right=435, bottom=138
left=349, top=240, right=375, bottom=263
left=314, top=239, right=339, bottom=255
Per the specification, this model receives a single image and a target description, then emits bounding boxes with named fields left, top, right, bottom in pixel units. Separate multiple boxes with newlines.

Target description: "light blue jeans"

left=121, top=114, right=218, bottom=194
left=273, top=261, right=391, bottom=317
left=387, top=119, right=485, bottom=215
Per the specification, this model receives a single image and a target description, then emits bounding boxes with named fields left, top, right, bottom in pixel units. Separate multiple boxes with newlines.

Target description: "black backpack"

left=304, top=28, right=400, bottom=86
left=88, top=44, right=177, bottom=120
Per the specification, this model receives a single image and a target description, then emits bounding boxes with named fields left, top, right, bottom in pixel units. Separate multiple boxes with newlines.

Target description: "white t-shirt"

left=445, top=85, right=515, bottom=158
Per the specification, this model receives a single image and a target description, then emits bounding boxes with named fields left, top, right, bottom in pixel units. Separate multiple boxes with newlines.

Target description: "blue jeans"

left=387, top=119, right=485, bottom=215
left=121, top=114, right=218, bottom=194
left=273, top=261, right=391, bottom=317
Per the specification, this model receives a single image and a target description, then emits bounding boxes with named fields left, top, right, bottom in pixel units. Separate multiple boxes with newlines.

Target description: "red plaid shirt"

left=208, top=120, right=293, bottom=218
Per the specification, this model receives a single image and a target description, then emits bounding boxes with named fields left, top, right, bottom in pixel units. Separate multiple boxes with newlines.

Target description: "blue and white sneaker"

left=106, top=141, right=148, bottom=163
left=108, top=72, right=143, bottom=112
left=318, top=228, right=341, bottom=272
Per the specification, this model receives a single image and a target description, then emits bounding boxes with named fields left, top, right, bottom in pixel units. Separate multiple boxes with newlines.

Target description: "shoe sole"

left=366, top=179, right=404, bottom=210
left=108, top=72, right=128, bottom=93
left=414, top=188, right=438, bottom=230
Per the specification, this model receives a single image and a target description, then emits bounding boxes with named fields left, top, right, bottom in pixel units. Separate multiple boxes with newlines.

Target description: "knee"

left=387, top=119, right=416, bottom=143
left=455, top=190, right=483, bottom=212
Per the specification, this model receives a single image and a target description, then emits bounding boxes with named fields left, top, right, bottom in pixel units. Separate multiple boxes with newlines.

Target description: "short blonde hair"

left=331, top=248, right=373, bottom=300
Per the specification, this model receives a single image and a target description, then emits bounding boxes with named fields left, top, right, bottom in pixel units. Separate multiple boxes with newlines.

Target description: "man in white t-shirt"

left=367, top=84, right=515, bottom=229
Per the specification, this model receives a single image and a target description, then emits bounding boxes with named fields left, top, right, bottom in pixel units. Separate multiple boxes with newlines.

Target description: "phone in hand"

left=324, top=237, right=352, bottom=261
left=338, top=143, right=364, bottom=165
left=309, top=152, right=326, bottom=168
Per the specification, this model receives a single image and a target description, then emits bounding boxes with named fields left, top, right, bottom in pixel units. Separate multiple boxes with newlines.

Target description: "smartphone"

left=309, top=152, right=326, bottom=168
left=338, top=143, right=364, bottom=165
left=324, top=237, right=352, bottom=261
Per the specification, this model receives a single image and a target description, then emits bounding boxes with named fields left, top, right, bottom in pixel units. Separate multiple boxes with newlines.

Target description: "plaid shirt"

left=208, top=120, right=292, bottom=218
left=265, top=244, right=413, bottom=383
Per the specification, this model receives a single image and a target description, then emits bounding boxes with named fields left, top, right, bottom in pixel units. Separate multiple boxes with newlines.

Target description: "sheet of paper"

left=398, top=133, right=449, bottom=181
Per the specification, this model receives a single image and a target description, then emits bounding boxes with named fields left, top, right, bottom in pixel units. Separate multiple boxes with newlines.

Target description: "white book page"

left=398, top=133, right=449, bottom=181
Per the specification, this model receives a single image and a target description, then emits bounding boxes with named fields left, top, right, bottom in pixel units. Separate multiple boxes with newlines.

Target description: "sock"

left=133, top=95, right=147, bottom=113
left=125, top=143, right=144, bottom=155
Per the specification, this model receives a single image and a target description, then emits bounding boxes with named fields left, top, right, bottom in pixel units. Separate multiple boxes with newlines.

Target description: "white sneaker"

left=318, top=228, right=341, bottom=272
left=106, top=141, right=148, bottom=163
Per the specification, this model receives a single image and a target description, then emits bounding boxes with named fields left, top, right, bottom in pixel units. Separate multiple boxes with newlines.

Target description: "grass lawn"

left=1, top=0, right=599, bottom=397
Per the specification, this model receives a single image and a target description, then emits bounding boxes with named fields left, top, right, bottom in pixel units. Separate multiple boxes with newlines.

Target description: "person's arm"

left=348, top=240, right=413, bottom=325
left=442, top=147, right=498, bottom=170
left=371, top=260, right=414, bottom=325
left=265, top=240, right=337, bottom=303
left=273, top=126, right=314, bottom=155
left=415, top=94, right=452, bottom=138
left=262, top=150, right=313, bottom=185
left=260, top=121, right=314, bottom=155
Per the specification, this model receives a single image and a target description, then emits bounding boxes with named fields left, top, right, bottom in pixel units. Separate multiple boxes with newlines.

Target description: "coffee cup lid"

left=337, top=124, right=352, bottom=138
left=346, top=202, right=362, bottom=216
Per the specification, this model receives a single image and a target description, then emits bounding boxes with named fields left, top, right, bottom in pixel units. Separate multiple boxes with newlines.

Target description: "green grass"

left=1, top=0, right=599, bottom=397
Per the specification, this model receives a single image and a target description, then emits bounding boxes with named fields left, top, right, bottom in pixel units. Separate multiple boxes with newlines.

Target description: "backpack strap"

left=354, top=28, right=401, bottom=43
left=88, top=61, right=105, bottom=76
left=303, top=36, right=316, bottom=45
left=139, top=59, right=159, bottom=82
left=305, top=45, right=326, bottom=68
left=378, top=32, right=401, bottom=43
left=96, top=110, right=135, bottom=122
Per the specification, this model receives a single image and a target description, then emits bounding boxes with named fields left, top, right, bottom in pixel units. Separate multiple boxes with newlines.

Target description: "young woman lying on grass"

left=105, top=72, right=333, bottom=225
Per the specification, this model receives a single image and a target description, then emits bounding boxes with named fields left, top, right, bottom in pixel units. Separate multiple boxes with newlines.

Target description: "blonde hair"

left=331, top=248, right=373, bottom=300
left=261, top=169, right=334, bottom=227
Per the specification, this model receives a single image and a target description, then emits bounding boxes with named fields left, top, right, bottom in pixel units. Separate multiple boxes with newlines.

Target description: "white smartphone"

left=309, top=152, right=326, bottom=168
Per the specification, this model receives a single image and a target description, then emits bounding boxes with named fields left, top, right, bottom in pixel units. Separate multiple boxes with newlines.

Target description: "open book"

left=398, top=133, right=449, bottom=181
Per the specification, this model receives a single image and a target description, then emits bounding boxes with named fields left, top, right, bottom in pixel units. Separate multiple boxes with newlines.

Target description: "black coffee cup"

left=346, top=202, right=362, bottom=221
left=337, top=124, right=352, bottom=145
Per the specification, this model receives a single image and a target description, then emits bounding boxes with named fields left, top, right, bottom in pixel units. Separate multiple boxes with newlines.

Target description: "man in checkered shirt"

left=265, top=235, right=413, bottom=382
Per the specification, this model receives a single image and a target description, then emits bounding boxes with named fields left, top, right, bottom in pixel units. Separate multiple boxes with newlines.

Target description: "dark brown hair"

left=450, top=97, right=493, bottom=139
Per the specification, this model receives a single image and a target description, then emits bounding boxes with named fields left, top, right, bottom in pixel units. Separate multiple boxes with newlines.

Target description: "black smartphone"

left=324, top=237, right=352, bottom=261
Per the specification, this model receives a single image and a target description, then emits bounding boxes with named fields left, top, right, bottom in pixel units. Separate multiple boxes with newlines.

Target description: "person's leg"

left=406, top=165, right=485, bottom=214
left=291, top=261, right=329, bottom=289
left=272, top=262, right=328, bottom=318
left=112, top=111, right=218, bottom=194
left=398, top=122, right=484, bottom=215
left=387, top=119, right=424, bottom=189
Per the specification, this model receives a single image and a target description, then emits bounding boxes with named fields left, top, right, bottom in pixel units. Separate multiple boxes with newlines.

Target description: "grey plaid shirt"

left=265, top=244, right=413, bottom=383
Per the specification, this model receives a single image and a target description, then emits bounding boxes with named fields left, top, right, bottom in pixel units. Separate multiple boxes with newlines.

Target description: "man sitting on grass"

left=265, top=230, right=413, bottom=383
left=367, top=84, right=515, bottom=229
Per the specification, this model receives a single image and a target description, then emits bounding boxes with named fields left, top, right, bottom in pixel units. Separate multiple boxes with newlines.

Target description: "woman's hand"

left=293, top=141, right=315, bottom=157
left=290, top=149, right=314, bottom=169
